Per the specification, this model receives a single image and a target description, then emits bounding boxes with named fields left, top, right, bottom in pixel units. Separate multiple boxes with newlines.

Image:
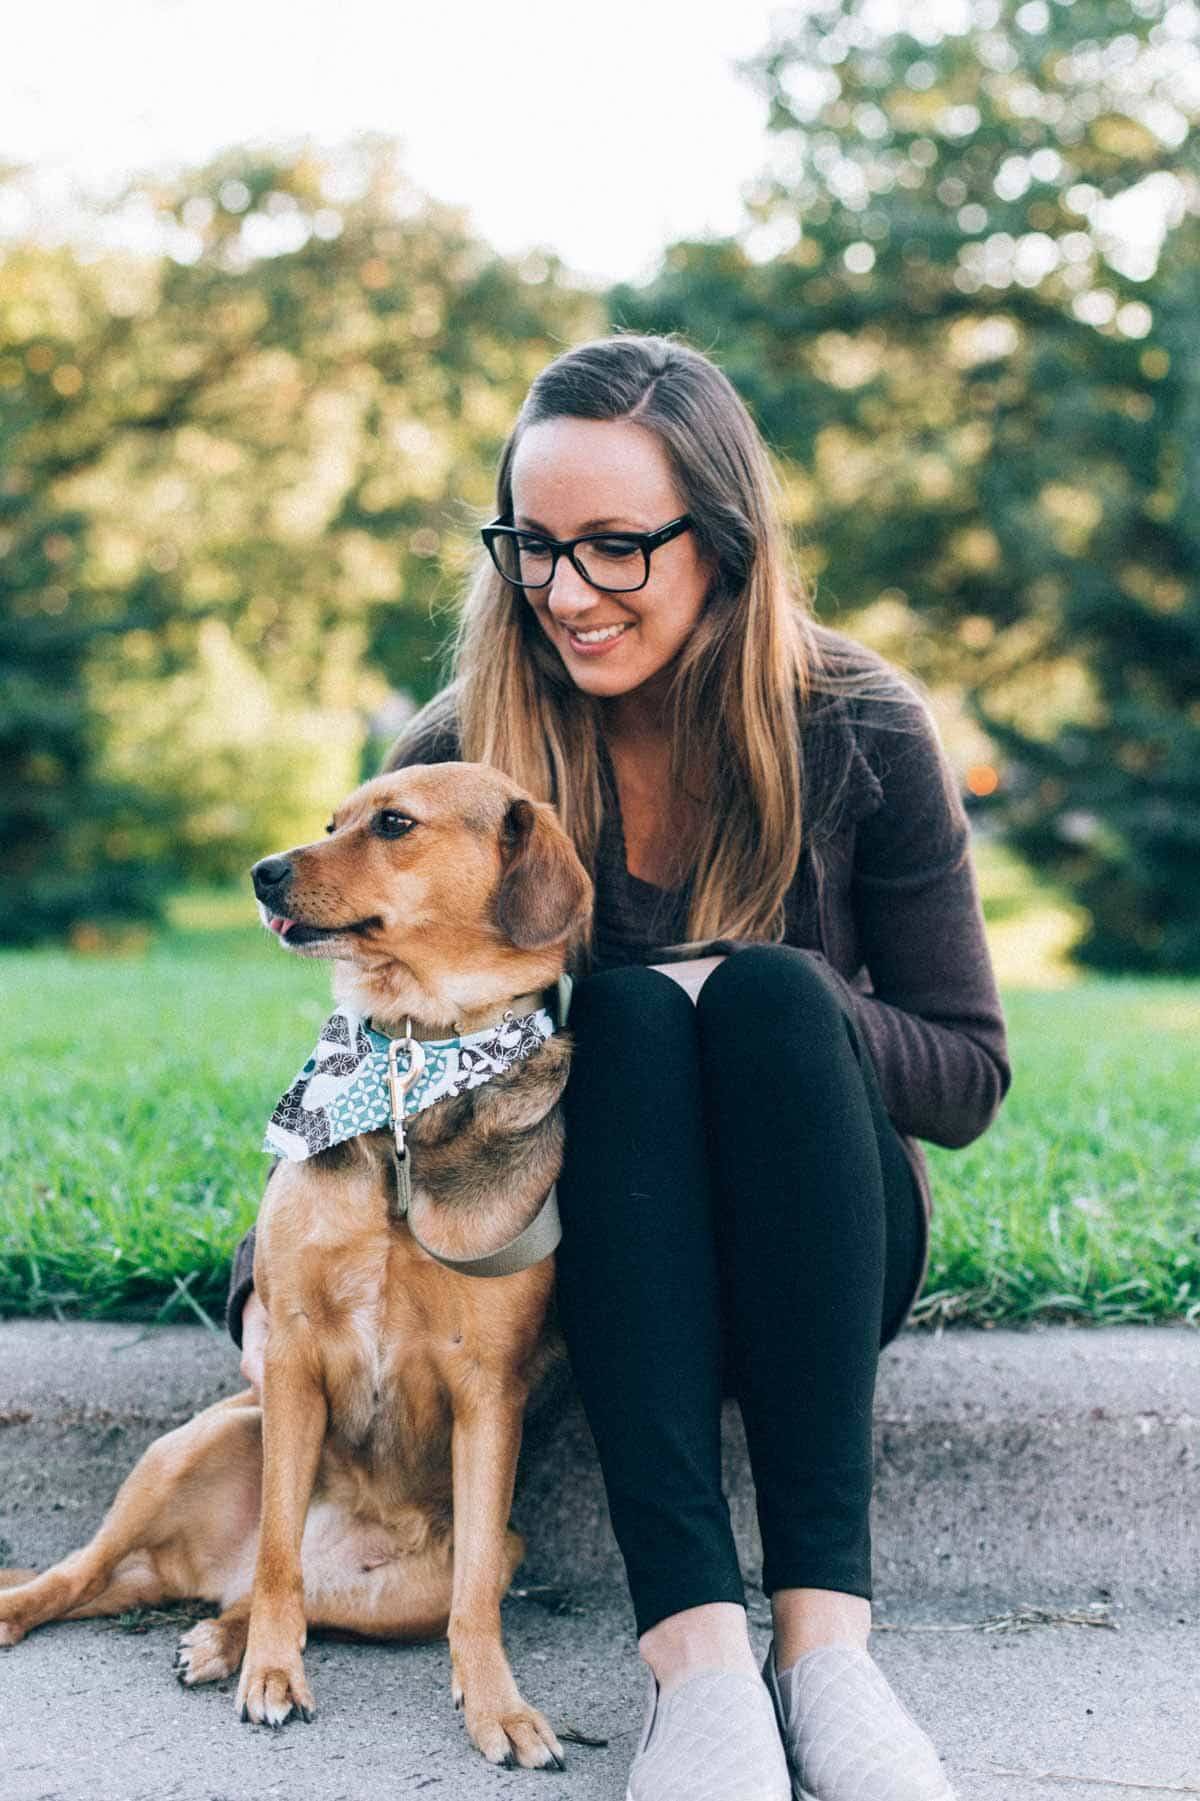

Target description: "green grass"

left=918, top=982, right=1200, bottom=1327
left=0, top=893, right=1196, bottom=1329
left=0, top=911, right=328, bottom=1327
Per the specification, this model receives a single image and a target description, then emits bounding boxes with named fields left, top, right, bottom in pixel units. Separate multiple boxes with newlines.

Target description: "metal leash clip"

left=386, top=1021, right=427, bottom=1217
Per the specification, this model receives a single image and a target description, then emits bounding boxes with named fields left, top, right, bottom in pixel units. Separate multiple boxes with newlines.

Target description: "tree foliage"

left=1, top=138, right=602, bottom=920
left=0, top=244, right=178, bottom=943
left=609, top=0, right=1200, bottom=969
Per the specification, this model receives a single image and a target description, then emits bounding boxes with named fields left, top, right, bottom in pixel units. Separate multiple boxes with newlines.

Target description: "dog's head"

left=250, top=763, right=593, bottom=1022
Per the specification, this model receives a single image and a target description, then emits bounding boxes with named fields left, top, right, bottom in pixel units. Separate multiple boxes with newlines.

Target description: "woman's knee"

left=696, top=943, right=850, bottom=1044
left=570, top=962, right=699, bottom=1038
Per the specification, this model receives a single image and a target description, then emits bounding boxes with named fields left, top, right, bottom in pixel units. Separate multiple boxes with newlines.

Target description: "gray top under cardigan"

left=225, top=623, right=1011, bottom=1344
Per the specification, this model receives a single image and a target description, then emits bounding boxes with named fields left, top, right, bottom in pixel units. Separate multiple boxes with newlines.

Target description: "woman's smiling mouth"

left=564, top=621, right=635, bottom=655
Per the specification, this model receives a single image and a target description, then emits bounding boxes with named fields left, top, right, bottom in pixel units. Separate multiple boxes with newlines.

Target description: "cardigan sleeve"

left=224, top=690, right=465, bottom=1350
left=225, top=1222, right=258, bottom=1350
left=821, top=685, right=1011, bottom=1150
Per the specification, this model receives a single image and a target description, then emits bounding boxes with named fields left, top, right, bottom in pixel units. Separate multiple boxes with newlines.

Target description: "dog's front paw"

left=235, top=1639, right=315, bottom=1727
left=175, top=1613, right=249, bottom=1686
left=457, top=1681, right=565, bottom=1771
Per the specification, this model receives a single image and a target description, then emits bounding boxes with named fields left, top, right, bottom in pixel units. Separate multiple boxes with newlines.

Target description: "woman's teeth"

left=569, top=623, right=632, bottom=644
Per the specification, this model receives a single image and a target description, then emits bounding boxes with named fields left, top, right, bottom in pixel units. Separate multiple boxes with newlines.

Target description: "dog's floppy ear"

left=494, top=798, right=591, bottom=950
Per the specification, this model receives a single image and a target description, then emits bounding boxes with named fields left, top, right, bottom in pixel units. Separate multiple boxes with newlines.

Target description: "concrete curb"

left=1, top=1320, right=1196, bottom=1614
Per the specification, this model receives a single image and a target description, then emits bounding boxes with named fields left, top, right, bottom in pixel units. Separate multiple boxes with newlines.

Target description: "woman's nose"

left=546, top=557, right=598, bottom=617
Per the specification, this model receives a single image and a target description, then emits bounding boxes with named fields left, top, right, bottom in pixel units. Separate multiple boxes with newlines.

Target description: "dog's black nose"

left=252, top=855, right=293, bottom=905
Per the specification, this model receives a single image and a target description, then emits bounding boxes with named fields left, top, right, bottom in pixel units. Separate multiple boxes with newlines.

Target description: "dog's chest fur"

left=257, top=1042, right=568, bottom=1508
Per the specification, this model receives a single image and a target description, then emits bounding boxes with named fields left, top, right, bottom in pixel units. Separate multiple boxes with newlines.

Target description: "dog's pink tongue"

left=269, top=915, right=295, bottom=937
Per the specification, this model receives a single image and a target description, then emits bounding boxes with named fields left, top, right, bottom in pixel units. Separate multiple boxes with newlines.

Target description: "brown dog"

left=0, top=762, right=593, bottom=1772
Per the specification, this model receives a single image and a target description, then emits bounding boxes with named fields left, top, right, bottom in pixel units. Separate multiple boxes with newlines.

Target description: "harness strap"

left=393, top=1164, right=562, bottom=1278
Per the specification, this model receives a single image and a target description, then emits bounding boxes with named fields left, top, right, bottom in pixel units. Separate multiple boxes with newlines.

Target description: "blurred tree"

left=0, top=138, right=601, bottom=931
left=83, top=137, right=601, bottom=884
left=0, top=243, right=179, bottom=943
left=981, top=229, right=1200, bottom=971
left=609, top=0, right=1200, bottom=969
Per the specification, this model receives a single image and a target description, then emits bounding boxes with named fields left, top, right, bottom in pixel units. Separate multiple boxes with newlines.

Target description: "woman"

left=226, top=332, right=1009, bottom=1800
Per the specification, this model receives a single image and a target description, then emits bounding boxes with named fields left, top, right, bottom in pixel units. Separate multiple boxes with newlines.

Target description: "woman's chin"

left=559, top=646, right=667, bottom=696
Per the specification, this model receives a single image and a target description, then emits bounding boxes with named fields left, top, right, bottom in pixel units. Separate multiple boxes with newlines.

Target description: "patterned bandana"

left=264, top=1003, right=557, bottom=1162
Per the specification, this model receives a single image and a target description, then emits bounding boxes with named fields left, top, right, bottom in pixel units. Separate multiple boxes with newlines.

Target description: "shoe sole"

left=627, top=1786, right=814, bottom=1800
left=793, top=1787, right=956, bottom=1801
left=629, top=1774, right=959, bottom=1797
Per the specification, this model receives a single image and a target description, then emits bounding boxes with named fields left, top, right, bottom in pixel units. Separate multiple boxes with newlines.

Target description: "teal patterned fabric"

left=264, top=1003, right=557, bottom=1161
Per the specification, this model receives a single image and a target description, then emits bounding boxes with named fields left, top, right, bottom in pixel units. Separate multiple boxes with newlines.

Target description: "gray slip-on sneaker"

left=625, top=1665, right=792, bottom=1801
left=762, top=1639, right=958, bottom=1801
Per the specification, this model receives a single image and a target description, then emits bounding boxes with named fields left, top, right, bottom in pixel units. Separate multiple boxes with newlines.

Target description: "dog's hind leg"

left=175, top=1595, right=253, bottom=1687
left=57, top=1553, right=167, bottom=1619
left=0, top=1392, right=261, bottom=1648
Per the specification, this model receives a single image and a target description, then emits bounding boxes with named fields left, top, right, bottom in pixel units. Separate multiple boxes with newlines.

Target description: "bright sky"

left=1, top=0, right=789, bottom=288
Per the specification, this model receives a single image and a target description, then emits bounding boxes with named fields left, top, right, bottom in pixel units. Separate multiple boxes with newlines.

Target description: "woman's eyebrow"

left=515, top=514, right=642, bottom=533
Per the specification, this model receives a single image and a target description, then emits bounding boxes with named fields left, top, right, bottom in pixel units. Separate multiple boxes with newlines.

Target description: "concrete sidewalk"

left=0, top=1320, right=1197, bottom=1799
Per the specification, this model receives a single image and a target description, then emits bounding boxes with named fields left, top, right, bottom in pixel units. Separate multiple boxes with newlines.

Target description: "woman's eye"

left=375, top=810, right=415, bottom=838
left=591, top=536, right=639, bottom=557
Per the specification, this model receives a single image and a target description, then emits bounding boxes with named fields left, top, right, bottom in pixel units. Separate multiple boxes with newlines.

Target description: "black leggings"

left=551, top=945, right=925, bottom=1639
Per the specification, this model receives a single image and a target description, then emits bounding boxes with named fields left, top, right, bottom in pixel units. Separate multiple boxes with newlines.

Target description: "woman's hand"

left=240, top=1289, right=268, bottom=1400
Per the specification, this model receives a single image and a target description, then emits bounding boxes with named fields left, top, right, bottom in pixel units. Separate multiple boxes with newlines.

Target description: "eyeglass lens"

left=492, top=533, right=648, bottom=593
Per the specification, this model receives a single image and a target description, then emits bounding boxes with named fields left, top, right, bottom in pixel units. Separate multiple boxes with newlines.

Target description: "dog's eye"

left=375, top=810, right=415, bottom=839
left=324, top=821, right=336, bottom=836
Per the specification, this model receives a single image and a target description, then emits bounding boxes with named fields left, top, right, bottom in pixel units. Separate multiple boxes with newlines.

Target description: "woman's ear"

left=494, top=798, right=592, bottom=950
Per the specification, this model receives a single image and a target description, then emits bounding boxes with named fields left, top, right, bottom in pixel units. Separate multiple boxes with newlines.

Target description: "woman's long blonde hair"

left=401, top=331, right=910, bottom=957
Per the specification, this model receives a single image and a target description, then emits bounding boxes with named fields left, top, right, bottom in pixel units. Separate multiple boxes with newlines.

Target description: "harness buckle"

left=386, top=1022, right=427, bottom=1166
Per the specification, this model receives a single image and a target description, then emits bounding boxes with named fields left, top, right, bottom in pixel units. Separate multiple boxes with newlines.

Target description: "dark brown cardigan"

left=225, top=624, right=1010, bottom=1344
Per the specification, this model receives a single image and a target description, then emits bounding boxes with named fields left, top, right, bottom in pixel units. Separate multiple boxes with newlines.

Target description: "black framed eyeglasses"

left=481, top=515, right=694, bottom=595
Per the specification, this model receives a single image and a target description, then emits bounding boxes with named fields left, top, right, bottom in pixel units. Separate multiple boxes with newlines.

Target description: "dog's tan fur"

left=0, top=763, right=593, bottom=1772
